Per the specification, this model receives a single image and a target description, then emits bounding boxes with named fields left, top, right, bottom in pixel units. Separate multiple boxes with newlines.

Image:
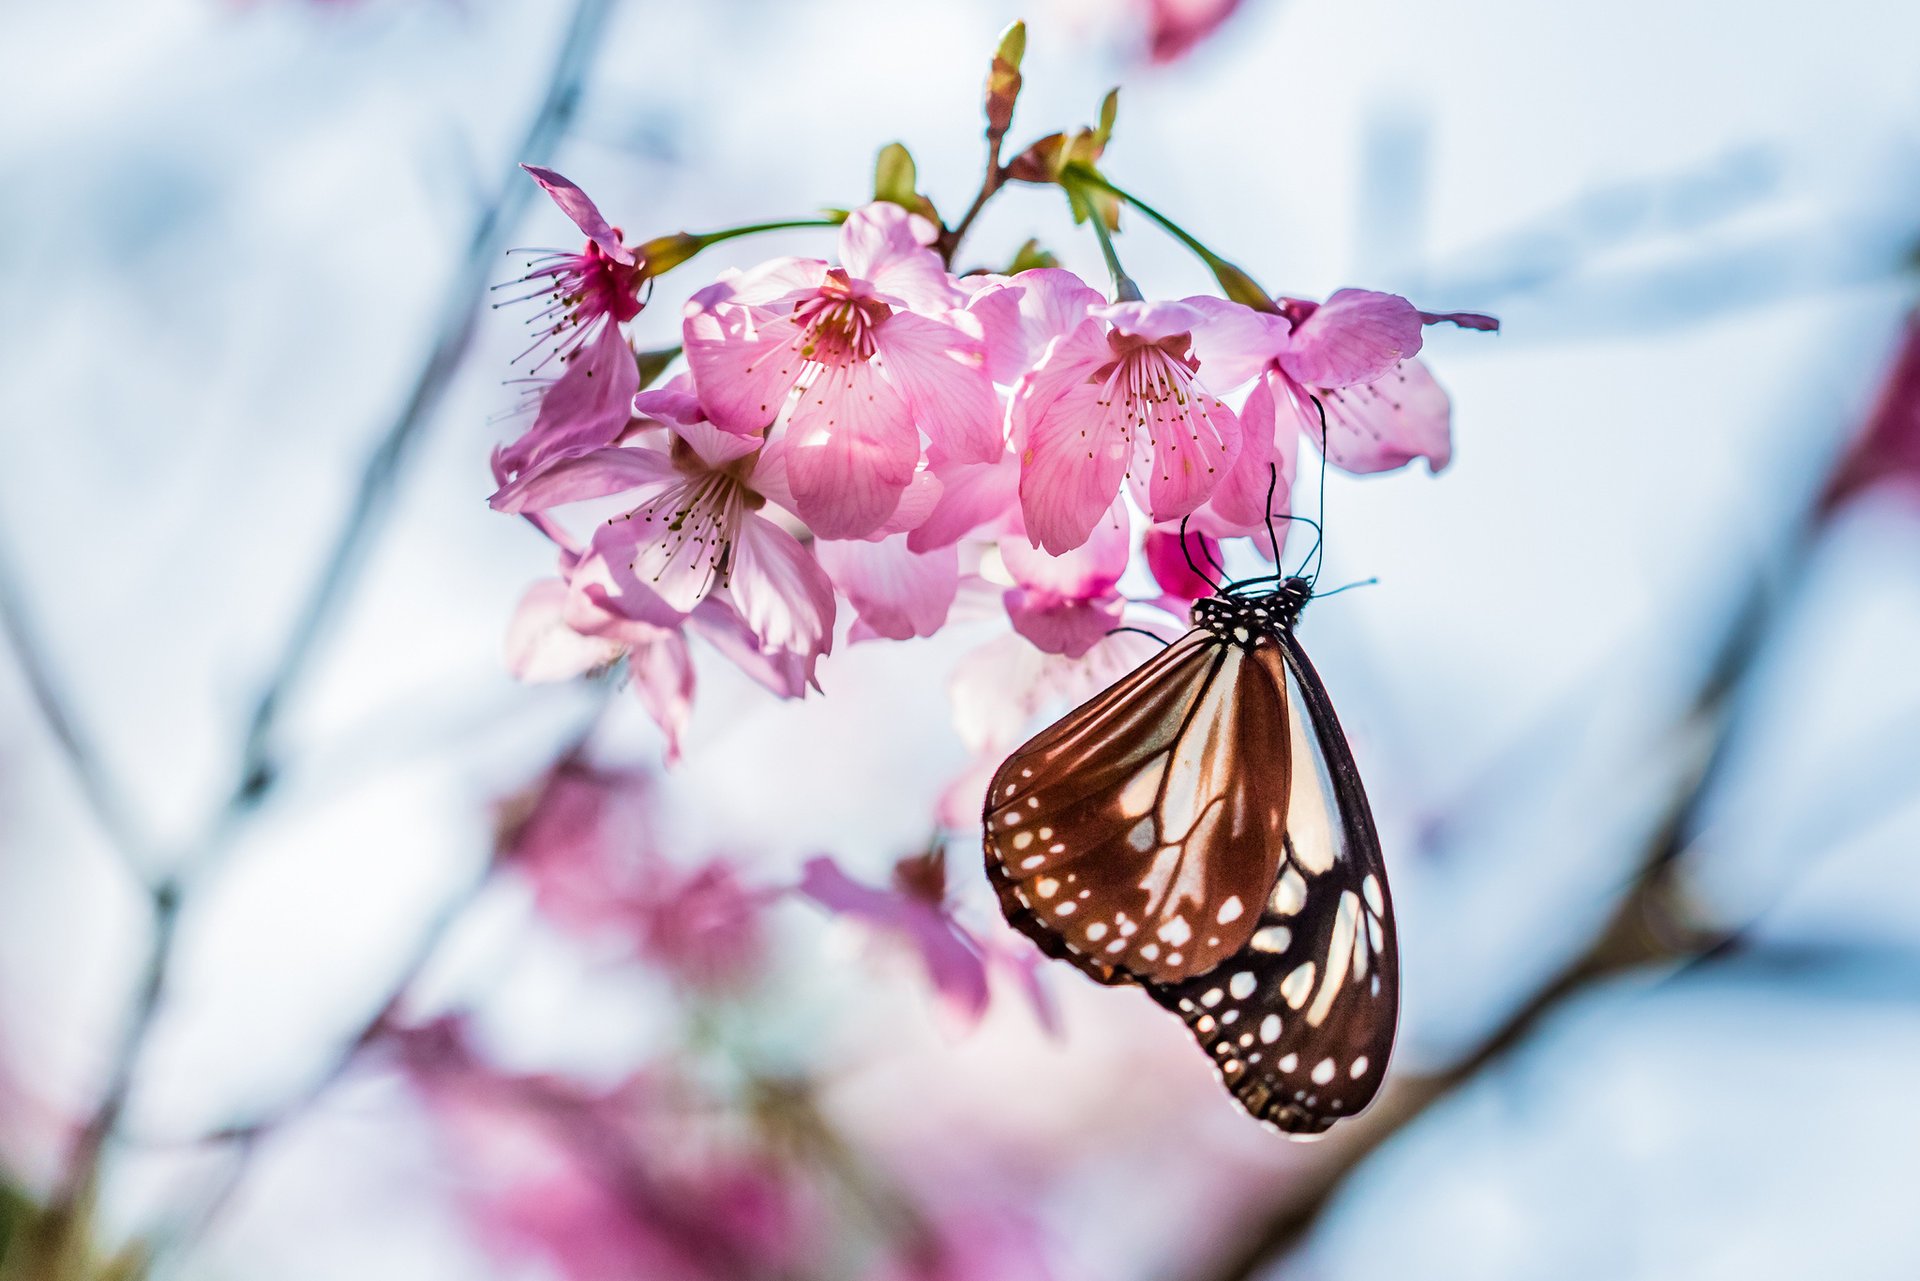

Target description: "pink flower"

left=991, top=270, right=1284, bottom=554
left=493, top=384, right=836, bottom=684
left=999, top=501, right=1131, bottom=658
left=1245, top=289, right=1498, bottom=478
left=797, top=851, right=1054, bottom=1033
left=505, top=166, right=649, bottom=368
left=816, top=535, right=961, bottom=642
left=683, top=204, right=1003, bottom=539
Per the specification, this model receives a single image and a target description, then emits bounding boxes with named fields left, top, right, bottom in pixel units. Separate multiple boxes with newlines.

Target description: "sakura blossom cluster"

left=490, top=35, right=1495, bottom=765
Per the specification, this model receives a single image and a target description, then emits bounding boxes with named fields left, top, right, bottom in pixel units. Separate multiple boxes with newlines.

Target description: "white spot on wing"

left=1157, top=917, right=1191, bottom=946
left=1118, top=757, right=1167, bottom=818
left=1216, top=896, right=1243, bottom=925
left=1281, top=962, right=1316, bottom=1008
left=1350, top=1056, right=1369, bottom=1079
left=1270, top=867, right=1307, bottom=917
left=1307, top=892, right=1360, bottom=1028
left=1252, top=925, right=1292, bottom=952
left=1311, top=1058, right=1335, bottom=1085
left=1260, top=1014, right=1281, bottom=1043
left=1085, top=922, right=1108, bottom=941
left=1362, top=874, right=1383, bottom=915
left=1229, top=971, right=1256, bottom=999
left=1127, top=818, right=1155, bottom=852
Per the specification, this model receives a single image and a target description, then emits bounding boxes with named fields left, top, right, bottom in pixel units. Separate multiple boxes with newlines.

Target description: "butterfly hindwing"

left=984, top=631, right=1291, bottom=987
left=1145, top=629, right=1398, bottom=1134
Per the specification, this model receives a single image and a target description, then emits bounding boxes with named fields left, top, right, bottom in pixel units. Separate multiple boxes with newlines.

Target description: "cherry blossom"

left=683, top=204, right=1003, bottom=539
left=998, top=500, right=1131, bottom=658
left=505, top=165, right=650, bottom=368
left=493, top=382, right=836, bottom=686
left=984, top=269, right=1286, bottom=554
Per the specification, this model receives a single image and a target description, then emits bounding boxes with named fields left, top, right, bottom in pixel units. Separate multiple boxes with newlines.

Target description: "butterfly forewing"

left=1144, top=630, right=1398, bottom=1134
left=984, top=631, right=1290, bottom=987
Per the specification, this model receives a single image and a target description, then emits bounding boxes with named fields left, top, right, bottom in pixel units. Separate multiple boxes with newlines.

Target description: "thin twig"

left=46, top=0, right=620, bottom=1250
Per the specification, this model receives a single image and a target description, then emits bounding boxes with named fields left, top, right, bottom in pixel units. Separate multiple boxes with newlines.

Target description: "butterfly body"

left=983, top=575, right=1397, bottom=1136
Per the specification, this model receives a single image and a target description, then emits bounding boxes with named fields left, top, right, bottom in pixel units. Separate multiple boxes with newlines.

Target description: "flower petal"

left=505, top=579, right=626, bottom=681
left=796, top=856, right=989, bottom=1027
left=498, top=322, right=640, bottom=475
left=1139, top=384, right=1240, bottom=523
left=1183, top=294, right=1291, bottom=389
left=999, top=498, right=1129, bottom=597
left=873, top=310, right=1003, bottom=464
left=1420, top=309, right=1501, bottom=332
left=490, top=445, right=677, bottom=513
left=967, top=268, right=1106, bottom=384
left=1003, top=588, right=1125, bottom=658
left=1093, top=298, right=1210, bottom=342
left=816, top=535, right=959, bottom=641
left=520, top=164, right=632, bottom=265
left=727, top=513, right=837, bottom=660
left=1019, top=380, right=1130, bottom=555
left=1302, top=358, right=1453, bottom=474
left=1281, top=288, right=1425, bottom=389
left=628, top=630, right=695, bottom=766
left=906, top=451, right=1020, bottom=552
left=1143, top=526, right=1223, bottom=602
left=682, top=301, right=806, bottom=435
left=687, top=597, right=815, bottom=698
left=1198, top=369, right=1297, bottom=537
left=839, top=203, right=957, bottom=314
left=783, top=360, right=920, bottom=539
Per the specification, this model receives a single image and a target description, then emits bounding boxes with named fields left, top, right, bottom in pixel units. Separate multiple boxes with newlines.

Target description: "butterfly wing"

left=1142, top=628, right=1398, bottom=1134
left=984, top=630, right=1292, bottom=987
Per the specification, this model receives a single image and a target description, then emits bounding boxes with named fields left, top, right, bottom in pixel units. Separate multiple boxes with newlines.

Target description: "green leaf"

left=1005, top=238, right=1059, bottom=273
left=1094, top=88, right=1119, bottom=149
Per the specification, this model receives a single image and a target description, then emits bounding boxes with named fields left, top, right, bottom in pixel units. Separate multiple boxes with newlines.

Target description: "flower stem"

left=698, top=217, right=843, bottom=244
left=1064, top=175, right=1142, bottom=302
left=1064, top=166, right=1278, bottom=313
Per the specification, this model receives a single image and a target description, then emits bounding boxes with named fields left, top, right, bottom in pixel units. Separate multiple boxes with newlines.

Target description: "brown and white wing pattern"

left=1144, top=630, right=1398, bottom=1135
left=983, top=631, right=1292, bottom=987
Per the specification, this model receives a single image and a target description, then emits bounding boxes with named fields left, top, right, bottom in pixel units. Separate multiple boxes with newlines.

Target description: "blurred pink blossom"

left=684, top=204, right=1003, bottom=539
left=1143, top=0, right=1245, bottom=64
left=1822, top=310, right=1920, bottom=514
left=798, top=851, right=1056, bottom=1033
left=508, top=166, right=649, bottom=368
left=388, top=1019, right=806, bottom=1281
left=1142, top=524, right=1223, bottom=607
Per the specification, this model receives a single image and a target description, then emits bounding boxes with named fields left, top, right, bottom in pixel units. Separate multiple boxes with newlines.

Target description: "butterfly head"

left=1193, top=577, right=1311, bottom=644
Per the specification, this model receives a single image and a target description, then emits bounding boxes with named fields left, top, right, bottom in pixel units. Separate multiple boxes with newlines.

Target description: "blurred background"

left=4, top=0, right=1920, bottom=1278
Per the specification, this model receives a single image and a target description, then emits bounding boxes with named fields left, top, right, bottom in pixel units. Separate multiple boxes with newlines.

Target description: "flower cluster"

left=490, top=30, right=1495, bottom=762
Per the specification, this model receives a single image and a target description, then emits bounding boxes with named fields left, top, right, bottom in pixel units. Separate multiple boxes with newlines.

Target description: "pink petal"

left=873, top=310, right=1003, bottom=464
left=727, top=512, right=837, bottom=660
left=520, top=164, right=633, bottom=265
left=1135, top=385, right=1240, bottom=523
left=498, top=322, right=640, bottom=475
left=505, top=579, right=626, bottom=681
left=1144, top=526, right=1223, bottom=602
left=839, top=203, right=957, bottom=314
left=1280, top=289, right=1425, bottom=389
left=715, top=256, right=831, bottom=307
left=1183, top=294, right=1291, bottom=389
left=783, top=360, right=920, bottom=540
left=795, top=856, right=989, bottom=1027
left=1147, top=0, right=1244, bottom=63
left=1093, top=298, right=1210, bottom=342
left=907, top=451, right=1020, bottom=552
left=628, top=630, right=695, bottom=766
left=669, top=411, right=761, bottom=470
left=1198, top=369, right=1297, bottom=537
left=867, top=468, right=942, bottom=539
left=1299, top=358, right=1453, bottom=474
left=1019, top=380, right=1129, bottom=555
left=490, top=445, right=677, bottom=513
left=571, top=528, right=691, bottom=628
left=1003, top=588, right=1125, bottom=658
left=1006, top=318, right=1109, bottom=451
left=682, top=301, right=807, bottom=435
left=630, top=386, right=704, bottom=426
left=999, top=498, right=1130, bottom=597
left=967, top=268, right=1105, bottom=384
left=815, top=535, right=959, bottom=641
left=687, top=597, right=816, bottom=698
left=1421, top=309, right=1501, bottom=332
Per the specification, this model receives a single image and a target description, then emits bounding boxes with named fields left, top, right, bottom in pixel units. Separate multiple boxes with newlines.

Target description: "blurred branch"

left=0, top=543, right=150, bottom=869
left=48, top=0, right=622, bottom=1262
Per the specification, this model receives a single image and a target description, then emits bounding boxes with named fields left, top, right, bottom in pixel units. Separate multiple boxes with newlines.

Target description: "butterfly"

left=982, top=565, right=1397, bottom=1136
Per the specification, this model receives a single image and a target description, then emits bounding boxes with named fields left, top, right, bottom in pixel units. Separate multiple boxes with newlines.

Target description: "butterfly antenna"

left=1106, top=625, right=1173, bottom=649
left=1176, top=513, right=1222, bottom=592
left=1261, top=462, right=1286, bottom=569
left=1311, top=576, right=1379, bottom=600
